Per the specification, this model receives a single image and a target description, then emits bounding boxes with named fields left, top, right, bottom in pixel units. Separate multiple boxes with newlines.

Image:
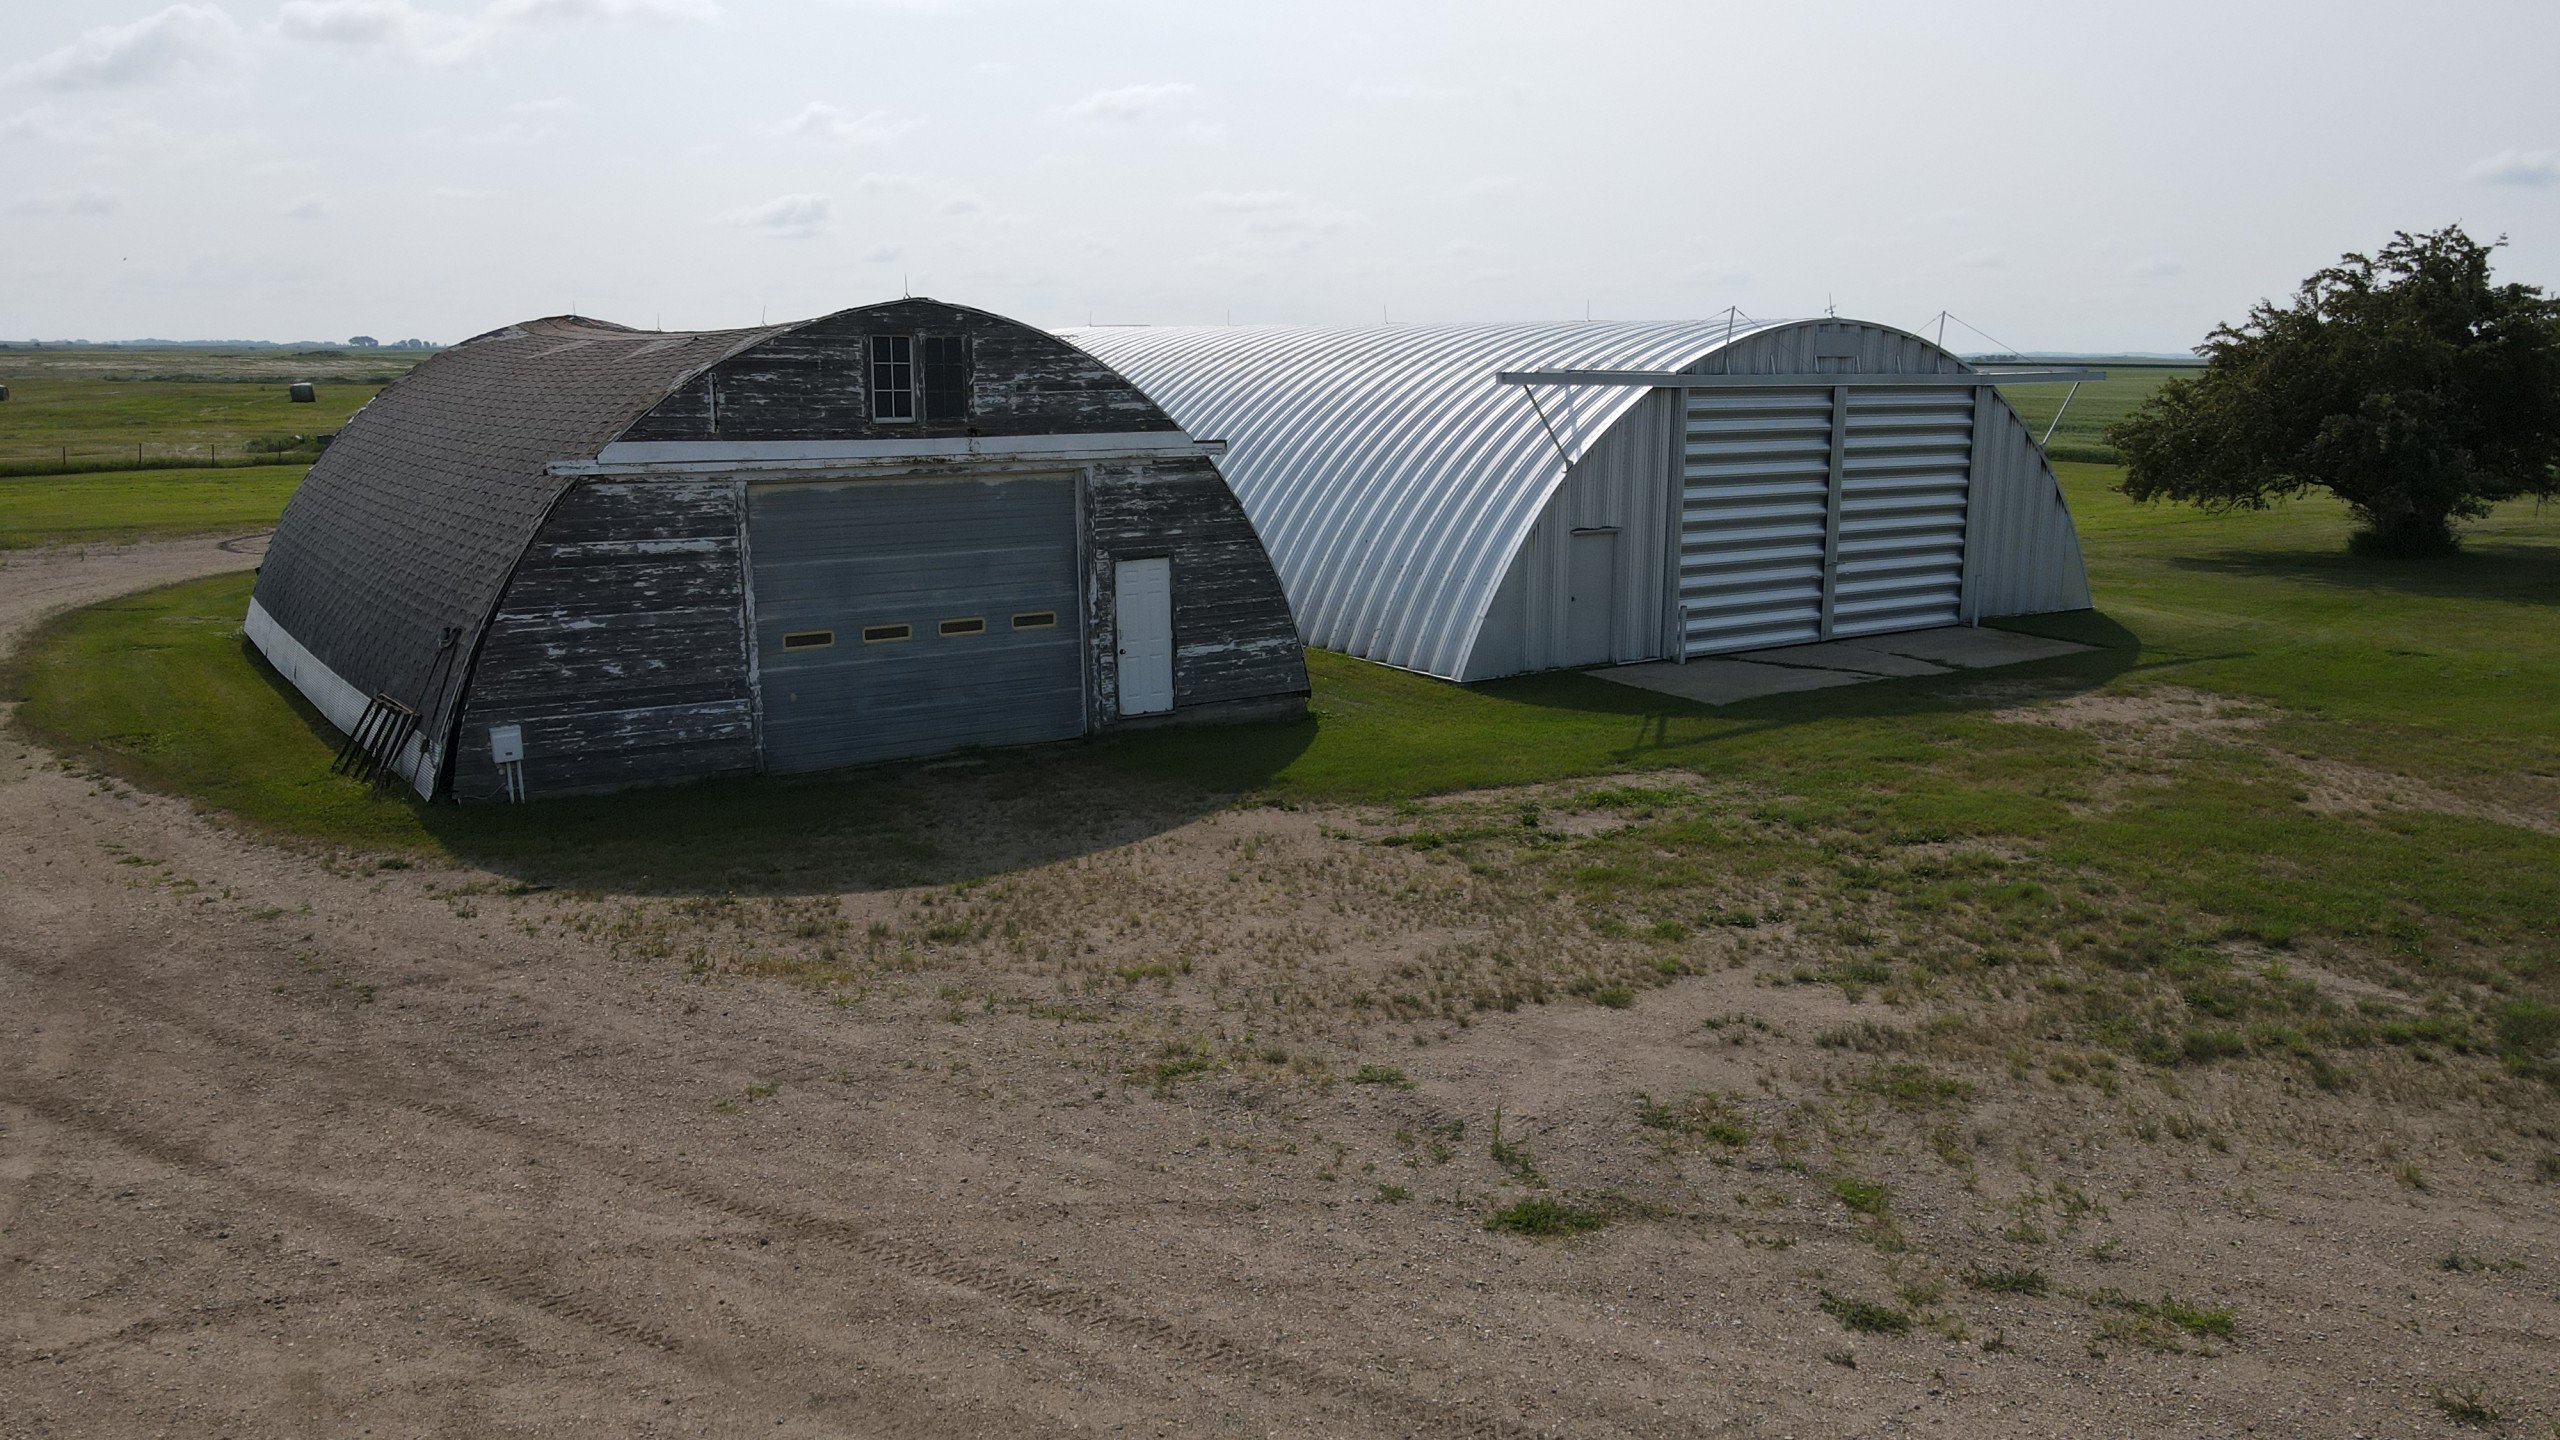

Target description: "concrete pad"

left=1730, top=640, right=1953, bottom=678
left=1860, top=625, right=2094, bottom=669
left=1592, top=624, right=2097, bottom=708
left=1595, top=657, right=1875, bottom=706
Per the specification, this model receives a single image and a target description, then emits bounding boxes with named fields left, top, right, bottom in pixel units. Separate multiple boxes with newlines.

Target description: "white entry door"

left=1114, top=556, right=1174, bottom=716
left=1565, top=529, right=1617, bottom=665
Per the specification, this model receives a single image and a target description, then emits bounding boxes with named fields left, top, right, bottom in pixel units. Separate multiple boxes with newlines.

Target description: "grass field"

left=0, top=345, right=424, bottom=471
left=0, top=464, right=307, bottom=549
left=1996, top=368, right=2196, bottom=456
left=12, top=466, right=2557, bottom=1092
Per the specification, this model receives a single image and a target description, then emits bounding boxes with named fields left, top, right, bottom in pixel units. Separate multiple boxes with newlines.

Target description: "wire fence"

left=0, top=439, right=328, bottom=479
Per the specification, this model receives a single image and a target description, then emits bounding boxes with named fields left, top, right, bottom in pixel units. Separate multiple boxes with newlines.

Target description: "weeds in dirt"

left=2429, top=1385, right=2505, bottom=1429
left=1963, top=1266, right=2049, bottom=1296
left=1484, top=1197, right=1608, bottom=1237
left=1489, top=1102, right=1541, bottom=1184
left=1818, top=1291, right=1912, bottom=1335
left=1352, top=1063, right=1415, bottom=1088
left=1635, top=1091, right=1753, bottom=1151
left=1858, top=1062, right=1975, bottom=1112
left=2073, top=1288, right=2237, bottom=1352
left=1830, top=1176, right=1891, bottom=1217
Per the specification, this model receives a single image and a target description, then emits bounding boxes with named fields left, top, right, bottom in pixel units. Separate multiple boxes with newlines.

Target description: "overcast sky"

left=4, top=0, right=2556, bottom=349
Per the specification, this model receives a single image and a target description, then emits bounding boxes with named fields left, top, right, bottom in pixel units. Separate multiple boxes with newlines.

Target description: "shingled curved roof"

left=251, top=314, right=781, bottom=751
left=1064, top=319, right=1982, bottom=677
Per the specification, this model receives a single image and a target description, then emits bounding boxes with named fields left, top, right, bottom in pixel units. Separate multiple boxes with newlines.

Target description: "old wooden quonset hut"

left=1068, top=318, right=2095, bottom=680
left=249, top=298, right=1307, bottom=803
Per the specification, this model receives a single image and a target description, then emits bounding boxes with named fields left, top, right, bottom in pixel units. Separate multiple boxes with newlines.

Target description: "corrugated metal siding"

left=1069, top=317, right=2088, bottom=680
left=1066, top=320, right=1784, bottom=678
left=1468, top=388, right=1678, bottom=677
left=1963, top=388, right=2094, bottom=618
left=1679, top=388, right=1833, bottom=654
left=748, top=476, right=1085, bottom=772
left=1832, top=388, right=1972, bottom=638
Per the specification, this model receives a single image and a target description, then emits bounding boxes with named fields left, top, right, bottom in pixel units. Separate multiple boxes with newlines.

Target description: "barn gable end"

left=250, top=297, right=1308, bottom=803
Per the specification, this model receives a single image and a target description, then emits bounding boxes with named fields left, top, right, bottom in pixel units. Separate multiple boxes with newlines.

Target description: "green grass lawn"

left=0, top=379, right=381, bottom=470
left=1998, top=369, right=2195, bottom=455
left=0, top=464, right=307, bottom=549
left=0, top=345, right=422, bottom=470
left=11, top=462, right=2555, bottom=1083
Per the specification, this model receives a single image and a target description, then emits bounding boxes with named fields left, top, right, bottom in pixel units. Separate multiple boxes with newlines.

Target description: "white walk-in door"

left=1565, top=529, right=1617, bottom=665
left=1114, top=556, right=1174, bottom=716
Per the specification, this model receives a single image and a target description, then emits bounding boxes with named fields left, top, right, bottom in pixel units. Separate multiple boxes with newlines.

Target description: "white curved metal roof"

left=1064, top=319, right=1791, bottom=677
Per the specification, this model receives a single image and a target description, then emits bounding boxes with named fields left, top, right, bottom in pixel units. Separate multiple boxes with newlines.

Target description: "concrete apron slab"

left=1730, top=640, right=1951, bottom=678
left=1592, top=625, right=2095, bottom=707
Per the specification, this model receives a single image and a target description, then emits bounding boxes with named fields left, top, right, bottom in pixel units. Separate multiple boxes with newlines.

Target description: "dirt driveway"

left=3, top=541, right=2551, bottom=1437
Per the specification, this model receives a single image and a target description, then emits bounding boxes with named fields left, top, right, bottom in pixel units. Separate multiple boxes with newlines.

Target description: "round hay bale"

left=288, top=381, right=317, bottom=403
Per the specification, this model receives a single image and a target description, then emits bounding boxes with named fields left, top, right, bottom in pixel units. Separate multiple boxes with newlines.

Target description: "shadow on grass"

left=427, top=614, right=2143, bottom=893
left=417, top=738, right=1314, bottom=899
left=2164, top=539, right=2560, bottom=607
left=260, top=614, right=2141, bottom=897
left=215, top=638, right=1316, bottom=897
left=30, top=567, right=2131, bottom=901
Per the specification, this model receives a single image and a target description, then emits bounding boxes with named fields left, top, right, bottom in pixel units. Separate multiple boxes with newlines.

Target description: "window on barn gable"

left=869, top=334, right=915, bottom=421
left=921, top=334, right=970, bottom=421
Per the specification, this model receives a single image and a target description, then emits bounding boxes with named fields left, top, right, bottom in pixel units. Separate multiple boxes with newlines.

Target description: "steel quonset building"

left=249, top=297, right=1307, bottom=803
left=1066, top=318, right=2094, bottom=681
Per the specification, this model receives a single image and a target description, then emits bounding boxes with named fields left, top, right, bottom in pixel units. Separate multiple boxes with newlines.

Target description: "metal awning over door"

left=747, top=476, right=1084, bottom=773
left=1677, top=383, right=1975, bottom=657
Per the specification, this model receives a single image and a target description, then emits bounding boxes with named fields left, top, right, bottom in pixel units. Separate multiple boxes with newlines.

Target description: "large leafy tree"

left=2108, top=226, right=2560, bottom=555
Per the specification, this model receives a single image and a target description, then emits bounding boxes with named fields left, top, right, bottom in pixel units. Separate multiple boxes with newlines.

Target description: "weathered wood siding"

left=449, top=479, right=756, bottom=802
left=1084, top=456, right=1307, bottom=730
left=621, top=299, right=1175, bottom=445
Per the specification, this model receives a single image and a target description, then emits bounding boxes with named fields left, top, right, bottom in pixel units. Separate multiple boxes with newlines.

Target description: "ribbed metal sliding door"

left=1832, top=388, right=1972, bottom=638
left=1678, top=388, right=1833, bottom=655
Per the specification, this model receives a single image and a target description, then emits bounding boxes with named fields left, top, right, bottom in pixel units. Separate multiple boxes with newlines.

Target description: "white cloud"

left=939, top=192, right=984, bottom=216
left=276, top=0, right=714, bottom=63
left=3, top=4, right=241, bottom=91
left=774, top=101, right=916, bottom=147
left=0, top=104, right=173, bottom=149
left=10, top=188, right=123, bottom=217
left=489, top=0, right=719, bottom=22
left=859, top=243, right=901, bottom=264
left=719, top=192, right=830, bottom=237
left=1952, top=247, right=2006, bottom=270
left=283, top=194, right=329, bottom=220
left=2464, top=148, right=2560, bottom=186
left=1192, top=189, right=1360, bottom=250
left=1056, top=82, right=1198, bottom=123
left=2128, top=256, right=2182, bottom=280
left=276, top=0, right=495, bottom=62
